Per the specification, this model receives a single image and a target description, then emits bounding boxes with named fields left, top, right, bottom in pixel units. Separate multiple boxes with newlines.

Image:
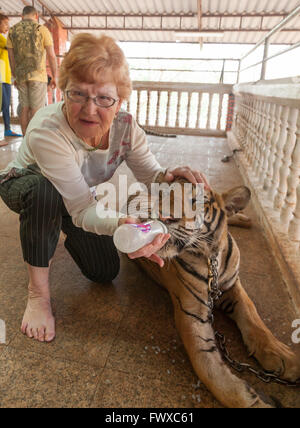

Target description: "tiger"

left=127, top=173, right=300, bottom=408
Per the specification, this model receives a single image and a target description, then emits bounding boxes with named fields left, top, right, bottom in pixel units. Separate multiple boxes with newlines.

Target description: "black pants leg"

left=62, top=214, right=120, bottom=283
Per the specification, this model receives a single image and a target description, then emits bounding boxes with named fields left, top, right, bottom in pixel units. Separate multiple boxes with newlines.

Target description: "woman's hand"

left=127, top=232, right=170, bottom=268
left=163, top=166, right=210, bottom=189
left=118, top=217, right=170, bottom=267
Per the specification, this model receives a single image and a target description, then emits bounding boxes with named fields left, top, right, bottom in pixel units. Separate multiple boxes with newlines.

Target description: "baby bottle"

left=113, top=220, right=168, bottom=253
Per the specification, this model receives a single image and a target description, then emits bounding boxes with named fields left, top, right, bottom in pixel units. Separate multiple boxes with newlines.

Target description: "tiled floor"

left=0, top=125, right=299, bottom=408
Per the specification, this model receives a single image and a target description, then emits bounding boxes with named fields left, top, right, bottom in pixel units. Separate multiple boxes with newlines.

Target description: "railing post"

left=225, top=93, right=234, bottom=131
left=288, top=182, right=300, bottom=247
left=166, top=90, right=171, bottom=127
left=268, top=105, right=289, bottom=201
left=155, top=91, right=161, bottom=126
left=175, top=92, right=182, bottom=128
left=145, top=90, right=151, bottom=126
left=254, top=101, right=270, bottom=177
left=260, top=37, right=270, bottom=80
left=281, top=109, right=300, bottom=230
left=196, top=92, right=202, bottom=129
left=186, top=92, right=192, bottom=128
left=260, top=102, right=276, bottom=184
left=136, top=90, right=142, bottom=123
left=264, top=104, right=282, bottom=191
left=274, top=107, right=298, bottom=211
left=206, top=93, right=214, bottom=129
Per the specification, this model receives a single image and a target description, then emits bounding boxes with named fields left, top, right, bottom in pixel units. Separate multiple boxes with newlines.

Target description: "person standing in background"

left=7, top=6, right=57, bottom=135
left=0, top=14, right=22, bottom=138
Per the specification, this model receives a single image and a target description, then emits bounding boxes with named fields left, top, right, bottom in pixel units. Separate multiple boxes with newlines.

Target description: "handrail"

left=240, top=5, right=300, bottom=61
left=127, top=56, right=240, bottom=62
left=240, top=40, right=300, bottom=73
left=239, top=5, right=300, bottom=81
left=132, top=81, right=233, bottom=93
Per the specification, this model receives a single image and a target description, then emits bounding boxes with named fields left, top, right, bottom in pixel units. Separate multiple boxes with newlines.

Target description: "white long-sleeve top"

left=0, top=102, right=163, bottom=235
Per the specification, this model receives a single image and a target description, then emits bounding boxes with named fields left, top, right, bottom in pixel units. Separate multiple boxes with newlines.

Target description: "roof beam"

left=6, top=13, right=292, bottom=19
left=63, top=27, right=300, bottom=33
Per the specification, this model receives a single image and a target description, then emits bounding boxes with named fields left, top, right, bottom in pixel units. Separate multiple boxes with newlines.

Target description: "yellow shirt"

left=0, top=33, right=11, bottom=84
left=7, top=23, right=53, bottom=83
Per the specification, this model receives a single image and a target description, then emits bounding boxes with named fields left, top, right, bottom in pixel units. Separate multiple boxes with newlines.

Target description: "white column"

left=244, top=96, right=253, bottom=163
left=186, top=92, right=192, bottom=128
left=155, top=91, right=162, bottom=126
left=268, top=105, right=289, bottom=202
left=281, top=109, right=300, bottom=230
left=274, top=107, right=298, bottom=211
left=289, top=183, right=300, bottom=246
left=254, top=101, right=270, bottom=177
left=250, top=99, right=263, bottom=170
left=260, top=103, right=276, bottom=185
left=264, top=104, right=282, bottom=191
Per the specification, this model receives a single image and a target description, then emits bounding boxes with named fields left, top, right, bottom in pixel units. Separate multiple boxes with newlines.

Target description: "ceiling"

left=1, top=0, right=300, bottom=45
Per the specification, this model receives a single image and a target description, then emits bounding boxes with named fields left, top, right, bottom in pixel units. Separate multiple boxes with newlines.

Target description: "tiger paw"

left=247, top=335, right=300, bottom=382
left=227, top=213, right=252, bottom=228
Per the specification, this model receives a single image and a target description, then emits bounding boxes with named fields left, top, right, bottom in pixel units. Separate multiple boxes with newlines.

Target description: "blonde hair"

left=59, top=33, right=132, bottom=100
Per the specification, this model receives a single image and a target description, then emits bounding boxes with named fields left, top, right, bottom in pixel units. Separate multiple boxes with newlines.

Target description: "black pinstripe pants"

left=0, top=169, right=120, bottom=282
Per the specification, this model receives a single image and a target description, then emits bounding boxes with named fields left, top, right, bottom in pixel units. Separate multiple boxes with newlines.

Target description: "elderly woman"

left=0, top=34, right=207, bottom=343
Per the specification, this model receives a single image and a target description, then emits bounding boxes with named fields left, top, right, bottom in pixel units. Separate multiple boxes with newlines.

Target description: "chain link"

left=207, top=255, right=300, bottom=388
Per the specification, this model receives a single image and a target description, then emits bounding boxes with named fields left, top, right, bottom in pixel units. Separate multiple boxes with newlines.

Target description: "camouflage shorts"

left=18, top=81, right=47, bottom=110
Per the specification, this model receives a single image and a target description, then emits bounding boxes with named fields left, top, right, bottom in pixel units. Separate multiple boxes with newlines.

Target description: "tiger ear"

left=222, top=186, right=251, bottom=217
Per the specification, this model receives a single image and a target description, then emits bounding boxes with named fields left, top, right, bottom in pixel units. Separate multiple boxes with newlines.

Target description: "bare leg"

left=21, top=261, right=55, bottom=343
left=20, top=106, right=30, bottom=135
left=29, top=108, right=38, bottom=123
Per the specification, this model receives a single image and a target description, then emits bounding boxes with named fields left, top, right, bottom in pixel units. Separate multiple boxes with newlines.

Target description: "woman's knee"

left=83, top=258, right=120, bottom=283
left=23, top=174, right=62, bottom=214
left=64, top=235, right=120, bottom=283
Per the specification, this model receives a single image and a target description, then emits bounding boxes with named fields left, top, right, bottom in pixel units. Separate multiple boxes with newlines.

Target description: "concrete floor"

left=0, top=125, right=299, bottom=408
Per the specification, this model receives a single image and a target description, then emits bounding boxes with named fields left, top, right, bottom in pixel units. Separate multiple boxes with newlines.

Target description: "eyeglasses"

left=65, top=90, right=119, bottom=108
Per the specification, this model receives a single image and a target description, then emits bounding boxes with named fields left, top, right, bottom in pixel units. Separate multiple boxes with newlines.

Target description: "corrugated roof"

left=1, top=0, right=300, bottom=45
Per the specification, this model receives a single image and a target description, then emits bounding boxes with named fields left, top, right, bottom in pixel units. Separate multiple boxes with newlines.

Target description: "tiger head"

left=147, top=174, right=251, bottom=260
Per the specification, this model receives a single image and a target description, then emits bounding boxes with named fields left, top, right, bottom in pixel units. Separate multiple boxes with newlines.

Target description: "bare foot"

left=21, top=295, right=55, bottom=343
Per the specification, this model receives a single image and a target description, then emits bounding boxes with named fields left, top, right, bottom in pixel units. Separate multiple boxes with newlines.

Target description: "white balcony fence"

left=126, top=81, right=233, bottom=137
left=227, top=78, right=300, bottom=312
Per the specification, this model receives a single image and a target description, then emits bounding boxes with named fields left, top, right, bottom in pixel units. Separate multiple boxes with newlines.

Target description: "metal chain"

left=207, top=255, right=300, bottom=388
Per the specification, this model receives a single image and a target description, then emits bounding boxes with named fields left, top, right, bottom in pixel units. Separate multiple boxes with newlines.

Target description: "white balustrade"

left=228, top=81, right=300, bottom=307
left=259, top=102, right=276, bottom=184
left=274, top=107, right=298, bottom=211
left=125, top=81, right=233, bottom=137
left=268, top=105, right=289, bottom=201
left=286, top=112, right=300, bottom=237
left=264, top=104, right=282, bottom=191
